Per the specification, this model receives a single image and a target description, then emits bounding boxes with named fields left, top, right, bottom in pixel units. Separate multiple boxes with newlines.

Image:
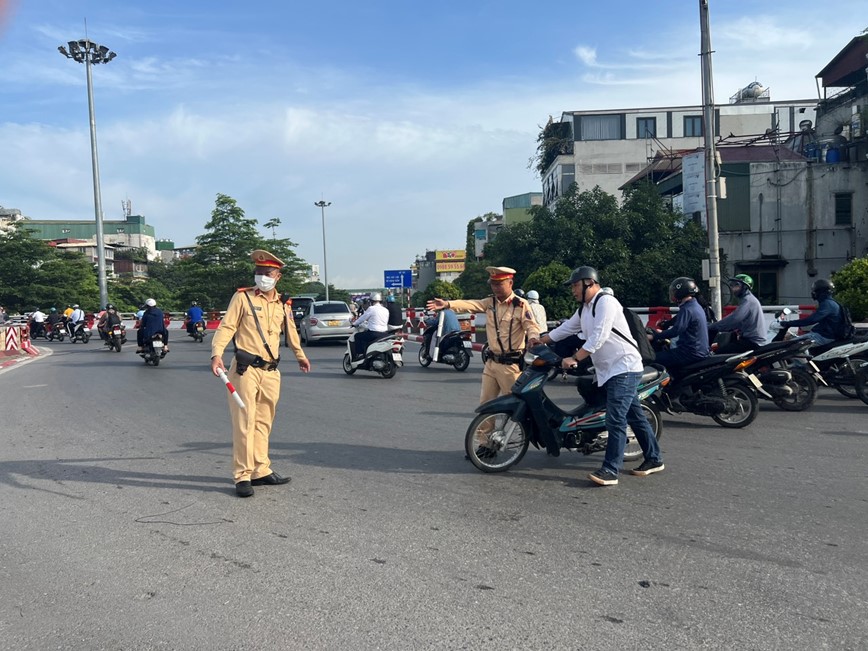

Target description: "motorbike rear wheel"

left=418, top=345, right=432, bottom=367
left=453, top=348, right=471, bottom=372
left=152, top=355, right=160, bottom=367
left=834, top=357, right=868, bottom=398
left=465, top=412, right=529, bottom=473
left=82, top=333, right=91, bottom=344
left=773, top=368, right=817, bottom=411
left=855, top=365, right=868, bottom=406
left=380, top=357, right=398, bottom=379
left=342, top=353, right=356, bottom=375
left=711, top=379, right=759, bottom=428
left=622, top=402, right=662, bottom=461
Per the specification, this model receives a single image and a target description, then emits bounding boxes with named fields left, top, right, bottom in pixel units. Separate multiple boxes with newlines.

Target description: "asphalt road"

left=1, top=335, right=866, bottom=650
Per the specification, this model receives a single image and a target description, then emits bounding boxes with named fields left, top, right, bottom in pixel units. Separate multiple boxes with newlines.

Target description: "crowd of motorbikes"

left=464, top=310, right=868, bottom=474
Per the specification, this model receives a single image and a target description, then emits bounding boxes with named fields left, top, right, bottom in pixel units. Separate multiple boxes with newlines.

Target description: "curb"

left=0, top=346, right=53, bottom=375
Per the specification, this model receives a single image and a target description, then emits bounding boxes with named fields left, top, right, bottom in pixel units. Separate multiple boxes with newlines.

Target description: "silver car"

left=299, top=301, right=354, bottom=344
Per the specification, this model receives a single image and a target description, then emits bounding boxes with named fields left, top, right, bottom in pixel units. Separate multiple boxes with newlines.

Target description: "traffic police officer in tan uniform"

left=210, top=250, right=311, bottom=498
left=427, top=266, right=540, bottom=405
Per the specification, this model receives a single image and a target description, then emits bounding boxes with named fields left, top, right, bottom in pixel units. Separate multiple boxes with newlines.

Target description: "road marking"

left=23, top=384, right=48, bottom=388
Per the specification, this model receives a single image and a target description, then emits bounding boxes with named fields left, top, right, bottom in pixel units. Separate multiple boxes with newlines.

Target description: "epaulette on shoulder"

left=237, top=286, right=254, bottom=293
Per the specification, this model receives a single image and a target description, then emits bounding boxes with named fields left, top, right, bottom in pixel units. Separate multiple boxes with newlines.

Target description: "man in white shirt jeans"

left=351, top=292, right=389, bottom=359
left=561, top=266, right=664, bottom=486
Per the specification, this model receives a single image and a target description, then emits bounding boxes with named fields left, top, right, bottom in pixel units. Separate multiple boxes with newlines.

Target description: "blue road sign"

left=384, top=269, right=412, bottom=289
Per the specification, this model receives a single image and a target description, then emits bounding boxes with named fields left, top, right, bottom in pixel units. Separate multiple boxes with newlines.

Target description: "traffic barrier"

left=1, top=325, right=40, bottom=358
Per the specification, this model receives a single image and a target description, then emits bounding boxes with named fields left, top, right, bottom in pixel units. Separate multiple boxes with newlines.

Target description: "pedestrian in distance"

left=427, top=266, right=541, bottom=406
left=560, top=266, right=664, bottom=486
left=210, top=250, right=311, bottom=498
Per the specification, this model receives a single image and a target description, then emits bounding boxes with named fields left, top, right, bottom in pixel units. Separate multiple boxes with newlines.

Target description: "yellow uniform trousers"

left=227, top=361, right=281, bottom=483
left=479, top=359, right=522, bottom=404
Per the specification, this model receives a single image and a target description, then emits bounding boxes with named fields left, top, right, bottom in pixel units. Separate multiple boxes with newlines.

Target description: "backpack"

left=582, top=293, right=657, bottom=364
left=837, top=302, right=856, bottom=340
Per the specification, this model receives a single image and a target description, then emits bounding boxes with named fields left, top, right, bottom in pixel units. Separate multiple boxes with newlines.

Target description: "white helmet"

left=145, top=298, right=157, bottom=307
left=370, top=292, right=382, bottom=302
left=526, top=290, right=539, bottom=301
left=600, top=287, right=614, bottom=296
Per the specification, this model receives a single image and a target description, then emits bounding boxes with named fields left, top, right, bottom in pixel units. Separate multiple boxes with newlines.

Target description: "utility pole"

left=699, top=0, right=722, bottom=319
left=314, top=200, right=331, bottom=301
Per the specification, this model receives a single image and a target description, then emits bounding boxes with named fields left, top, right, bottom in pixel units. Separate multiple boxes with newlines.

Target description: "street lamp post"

left=58, top=38, right=117, bottom=310
left=314, top=200, right=331, bottom=301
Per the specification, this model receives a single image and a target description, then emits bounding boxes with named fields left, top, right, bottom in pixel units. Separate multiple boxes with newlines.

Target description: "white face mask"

left=255, top=274, right=277, bottom=292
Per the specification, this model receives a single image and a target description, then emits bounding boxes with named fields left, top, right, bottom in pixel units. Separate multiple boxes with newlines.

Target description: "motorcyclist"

left=422, top=308, right=460, bottom=360
left=351, top=292, right=389, bottom=359
left=710, top=274, right=766, bottom=353
left=186, top=300, right=205, bottom=335
left=46, top=307, right=63, bottom=332
left=385, top=295, right=403, bottom=332
left=776, top=279, right=846, bottom=346
left=525, top=290, right=548, bottom=333
left=136, top=298, right=170, bottom=353
left=29, top=307, right=47, bottom=338
left=67, top=304, right=85, bottom=337
left=648, top=277, right=710, bottom=375
left=98, top=304, right=123, bottom=342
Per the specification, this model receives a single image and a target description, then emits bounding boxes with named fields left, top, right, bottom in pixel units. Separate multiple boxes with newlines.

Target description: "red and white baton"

left=217, top=369, right=246, bottom=409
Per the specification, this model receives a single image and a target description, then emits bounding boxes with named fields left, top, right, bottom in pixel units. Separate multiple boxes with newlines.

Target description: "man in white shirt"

left=67, top=304, right=85, bottom=336
left=561, top=266, right=664, bottom=486
left=30, top=308, right=47, bottom=338
left=351, top=292, right=390, bottom=359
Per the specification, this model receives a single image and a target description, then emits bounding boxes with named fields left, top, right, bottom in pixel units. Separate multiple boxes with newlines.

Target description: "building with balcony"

left=17, top=214, right=158, bottom=260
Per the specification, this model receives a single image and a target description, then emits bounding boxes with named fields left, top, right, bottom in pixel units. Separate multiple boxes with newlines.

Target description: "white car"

left=299, top=301, right=354, bottom=344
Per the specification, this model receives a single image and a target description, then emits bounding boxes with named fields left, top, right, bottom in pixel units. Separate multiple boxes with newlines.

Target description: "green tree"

left=454, top=260, right=491, bottom=299
left=833, top=257, right=868, bottom=320
left=0, top=223, right=55, bottom=312
left=264, top=217, right=281, bottom=242
left=523, top=261, right=574, bottom=320
left=411, top=279, right=462, bottom=307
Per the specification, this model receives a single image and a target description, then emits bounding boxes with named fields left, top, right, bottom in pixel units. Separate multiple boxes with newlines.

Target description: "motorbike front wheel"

left=342, top=353, right=356, bottom=375
left=773, top=368, right=817, bottom=412
left=711, top=379, right=759, bottom=428
left=622, top=402, right=662, bottom=461
left=453, top=348, right=471, bottom=372
left=81, top=333, right=91, bottom=344
left=465, top=412, right=529, bottom=473
left=114, top=339, right=122, bottom=353
left=418, top=345, right=432, bottom=367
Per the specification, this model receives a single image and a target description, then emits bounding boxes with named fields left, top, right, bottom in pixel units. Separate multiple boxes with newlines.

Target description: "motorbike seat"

left=682, top=354, right=740, bottom=372
left=372, top=330, right=398, bottom=342
left=640, top=366, right=663, bottom=383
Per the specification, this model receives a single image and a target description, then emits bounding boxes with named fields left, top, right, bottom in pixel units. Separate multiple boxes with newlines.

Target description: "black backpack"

left=837, top=301, right=856, bottom=340
left=582, top=293, right=657, bottom=364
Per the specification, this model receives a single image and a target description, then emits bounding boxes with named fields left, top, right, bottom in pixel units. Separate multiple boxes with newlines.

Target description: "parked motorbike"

left=139, top=334, right=168, bottom=366
left=187, top=319, right=207, bottom=343
left=342, top=327, right=404, bottom=378
left=105, top=324, right=126, bottom=353
left=648, top=348, right=761, bottom=428
left=45, top=321, right=66, bottom=342
left=464, top=344, right=668, bottom=473
left=68, top=321, right=91, bottom=344
left=418, top=312, right=473, bottom=372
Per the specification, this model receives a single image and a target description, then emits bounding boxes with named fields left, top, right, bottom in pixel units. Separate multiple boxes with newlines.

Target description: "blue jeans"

left=602, top=371, right=662, bottom=475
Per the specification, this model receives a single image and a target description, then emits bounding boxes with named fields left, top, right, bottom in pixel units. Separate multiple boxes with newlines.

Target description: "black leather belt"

left=483, top=349, right=523, bottom=365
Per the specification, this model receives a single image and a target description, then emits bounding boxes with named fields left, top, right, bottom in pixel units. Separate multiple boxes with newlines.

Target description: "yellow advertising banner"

left=435, top=249, right=466, bottom=261
left=436, top=261, right=465, bottom=273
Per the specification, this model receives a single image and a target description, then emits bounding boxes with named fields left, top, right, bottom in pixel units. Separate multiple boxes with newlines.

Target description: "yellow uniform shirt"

left=211, top=288, right=305, bottom=362
left=449, top=295, right=539, bottom=354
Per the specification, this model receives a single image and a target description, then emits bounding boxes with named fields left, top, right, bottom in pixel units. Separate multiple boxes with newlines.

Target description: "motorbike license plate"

left=112, top=329, right=122, bottom=335
left=747, top=374, right=762, bottom=389
left=152, top=341, right=164, bottom=349
left=393, top=353, right=403, bottom=363
left=463, top=340, right=472, bottom=348
left=83, top=327, right=90, bottom=333
left=327, top=320, right=341, bottom=327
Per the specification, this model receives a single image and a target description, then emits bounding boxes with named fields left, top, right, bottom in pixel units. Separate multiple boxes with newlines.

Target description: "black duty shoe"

left=235, top=480, right=254, bottom=498
left=588, top=469, right=619, bottom=486
left=631, top=460, right=665, bottom=476
left=250, top=472, right=291, bottom=486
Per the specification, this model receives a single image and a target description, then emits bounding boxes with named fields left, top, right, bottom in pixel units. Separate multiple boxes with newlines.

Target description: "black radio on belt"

left=235, top=348, right=280, bottom=375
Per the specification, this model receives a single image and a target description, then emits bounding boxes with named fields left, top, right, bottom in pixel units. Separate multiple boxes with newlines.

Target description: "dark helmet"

left=106, top=303, right=115, bottom=310
left=514, top=289, right=525, bottom=298
left=669, top=277, right=699, bottom=302
left=563, top=266, right=600, bottom=286
left=811, top=278, right=834, bottom=300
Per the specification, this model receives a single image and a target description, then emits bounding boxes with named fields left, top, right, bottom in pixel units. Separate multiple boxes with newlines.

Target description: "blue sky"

left=0, top=0, right=863, bottom=288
